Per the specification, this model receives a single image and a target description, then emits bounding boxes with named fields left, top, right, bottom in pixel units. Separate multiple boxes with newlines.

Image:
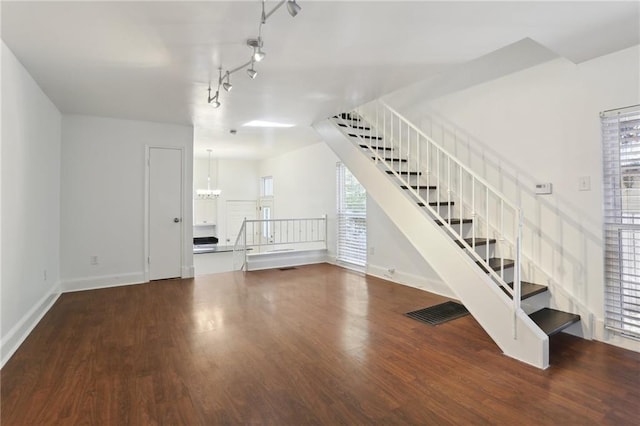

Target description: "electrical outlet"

left=43, top=269, right=47, bottom=281
left=369, top=246, right=375, bottom=255
left=578, top=176, right=591, bottom=191
left=387, top=267, right=396, bottom=274
left=90, top=255, right=98, bottom=265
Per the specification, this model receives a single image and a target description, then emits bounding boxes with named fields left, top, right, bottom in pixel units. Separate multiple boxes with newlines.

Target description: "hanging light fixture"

left=206, top=0, right=301, bottom=109
left=196, top=149, right=222, bottom=199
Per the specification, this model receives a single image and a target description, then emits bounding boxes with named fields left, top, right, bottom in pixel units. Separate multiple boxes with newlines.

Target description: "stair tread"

left=418, top=201, right=454, bottom=207
left=374, top=157, right=407, bottom=162
left=456, top=238, right=496, bottom=248
left=400, top=184, right=437, bottom=190
left=529, top=308, right=580, bottom=336
left=504, top=281, right=548, bottom=300
left=360, top=144, right=392, bottom=151
left=476, top=257, right=515, bottom=272
left=435, top=218, right=473, bottom=226
left=338, top=123, right=371, bottom=131
left=349, top=133, right=382, bottom=140
left=334, top=113, right=361, bottom=121
left=386, top=170, right=422, bottom=176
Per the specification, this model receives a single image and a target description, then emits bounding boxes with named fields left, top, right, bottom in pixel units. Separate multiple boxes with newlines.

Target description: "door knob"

left=173, top=218, right=180, bottom=223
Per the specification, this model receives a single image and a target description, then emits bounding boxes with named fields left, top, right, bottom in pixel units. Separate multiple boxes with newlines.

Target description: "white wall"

left=258, top=142, right=338, bottom=258
left=387, top=45, right=640, bottom=350
left=1, top=42, right=62, bottom=365
left=366, top=198, right=453, bottom=298
left=61, top=115, right=194, bottom=291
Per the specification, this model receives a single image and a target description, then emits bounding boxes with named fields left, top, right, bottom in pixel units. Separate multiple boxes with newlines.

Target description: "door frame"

left=144, top=145, right=186, bottom=282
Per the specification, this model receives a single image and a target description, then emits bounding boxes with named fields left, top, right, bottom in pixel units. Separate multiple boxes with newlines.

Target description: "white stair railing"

left=336, top=101, right=524, bottom=323
left=233, top=215, right=328, bottom=271
left=232, top=218, right=248, bottom=271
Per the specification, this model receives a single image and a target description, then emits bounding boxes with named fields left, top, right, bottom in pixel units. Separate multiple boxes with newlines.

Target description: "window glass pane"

left=261, top=176, right=273, bottom=197
left=602, top=106, right=640, bottom=338
left=337, top=163, right=367, bottom=266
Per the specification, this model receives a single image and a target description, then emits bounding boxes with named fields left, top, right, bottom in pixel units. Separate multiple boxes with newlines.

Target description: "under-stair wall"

left=314, top=119, right=551, bottom=368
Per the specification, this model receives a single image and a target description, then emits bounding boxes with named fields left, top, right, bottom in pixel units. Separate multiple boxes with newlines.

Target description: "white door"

left=225, top=200, right=257, bottom=244
left=258, top=197, right=274, bottom=244
left=149, top=147, right=182, bottom=280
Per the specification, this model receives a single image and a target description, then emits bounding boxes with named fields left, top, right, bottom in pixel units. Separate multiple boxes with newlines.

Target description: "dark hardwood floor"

left=2, top=263, right=639, bottom=424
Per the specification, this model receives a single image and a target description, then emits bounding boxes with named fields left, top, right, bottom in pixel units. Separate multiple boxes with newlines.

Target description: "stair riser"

left=425, top=204, right=459, bottom=219
left=520, top=291, right=552, bottom=314
left=439, top=222, right=474, bottom=238
left=489, top=266, right=513, bottom=284
left=465, top=243, right=494, bottom=260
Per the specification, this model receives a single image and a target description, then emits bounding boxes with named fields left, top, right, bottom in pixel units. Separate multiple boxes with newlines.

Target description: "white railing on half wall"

left=233, top=215, right=328, bottom=271
left=336, top=100, right=524, bottom=334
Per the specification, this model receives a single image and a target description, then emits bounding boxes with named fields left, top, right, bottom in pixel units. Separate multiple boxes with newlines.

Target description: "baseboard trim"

left=1, top=282, right=61, bottom=368
left=367, top=264, right=455, bottom=298
left=182, top=265, right=195, bottom=278
left=62, top=272, right=146, bottom=293
left=592, top=318, right=640, bottom=353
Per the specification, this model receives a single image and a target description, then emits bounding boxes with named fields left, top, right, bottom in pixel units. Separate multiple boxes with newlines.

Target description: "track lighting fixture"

left=254, top=47, right=266, bottom=62
left=206, top=0, right=301, bottom=109
left=247, top=65, right=258, bottom=79
left=287, top=0, right=301, bottom=17
left=222, top=71, right=232, bottom=92
left=207, top=85, right=221, bottom=108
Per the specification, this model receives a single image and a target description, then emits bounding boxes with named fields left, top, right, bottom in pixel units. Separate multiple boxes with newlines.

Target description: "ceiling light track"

left=206, top=0, right=301, bottom=109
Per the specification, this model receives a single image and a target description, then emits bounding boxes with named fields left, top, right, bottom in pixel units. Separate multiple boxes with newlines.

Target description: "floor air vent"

left=405, top=301, right=469, bottom=325
left=279, top=267, right=297, bottom=271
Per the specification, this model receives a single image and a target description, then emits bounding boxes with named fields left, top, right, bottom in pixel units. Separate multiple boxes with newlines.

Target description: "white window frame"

left=601, top=105, right=640, bottom=339
left=336, top=162, right=367, bottom=267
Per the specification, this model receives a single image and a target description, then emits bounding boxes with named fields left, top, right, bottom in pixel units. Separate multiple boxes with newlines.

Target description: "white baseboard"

left=592, top=318, right=640, bottom=352
left=182, top=265, right=195, bottom=278
left=62, top=272, right=146, bottom=293
left=1, top=282, right=61, bottom=368
left=367, top=264, right=455, bottom=298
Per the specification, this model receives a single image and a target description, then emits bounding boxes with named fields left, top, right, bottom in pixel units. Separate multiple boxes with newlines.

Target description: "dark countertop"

left=193, top=244, right=235, bottom=254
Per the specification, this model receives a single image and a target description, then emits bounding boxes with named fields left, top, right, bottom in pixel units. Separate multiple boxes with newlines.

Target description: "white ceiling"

left=2, top=1, right=639, bottom=159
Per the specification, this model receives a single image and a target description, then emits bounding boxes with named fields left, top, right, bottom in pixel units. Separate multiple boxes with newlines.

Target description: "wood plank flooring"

left=2, top=263, right=639, bottom=424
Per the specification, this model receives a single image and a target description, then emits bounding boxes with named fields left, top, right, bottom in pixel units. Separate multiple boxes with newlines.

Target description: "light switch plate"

left=535, top=183, right=552, bottom=195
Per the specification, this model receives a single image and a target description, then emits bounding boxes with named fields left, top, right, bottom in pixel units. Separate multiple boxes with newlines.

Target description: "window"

left=261, top=176, right=273, bottom=197
left=602, top=105, right=640, bottom=338
left=337, top=163, right=367, bottom=266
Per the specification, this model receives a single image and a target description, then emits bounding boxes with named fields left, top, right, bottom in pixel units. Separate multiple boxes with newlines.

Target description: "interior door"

left=149, top=147, right=182, bottom=280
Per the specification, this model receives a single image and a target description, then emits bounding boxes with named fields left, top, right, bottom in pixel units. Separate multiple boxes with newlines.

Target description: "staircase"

left=314, top=104, right=580, bottom=369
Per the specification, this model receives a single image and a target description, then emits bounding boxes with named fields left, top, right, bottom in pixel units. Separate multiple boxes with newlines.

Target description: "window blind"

left=602, top=105, right=640, bottom=338
left=337, top=163, right=367, bottom=266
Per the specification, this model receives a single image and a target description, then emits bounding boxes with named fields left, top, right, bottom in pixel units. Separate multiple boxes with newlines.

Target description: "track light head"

left=247, top=38, right=264, bottom=60
left=253, top=48, right=266, bottom=62
left=208, top=88, right=221, bottom=108
left=287, top=0, right=301, bottom=17
left=221, top=71, right=232, bottom=91
left=247, top=67, right=257, bottom=79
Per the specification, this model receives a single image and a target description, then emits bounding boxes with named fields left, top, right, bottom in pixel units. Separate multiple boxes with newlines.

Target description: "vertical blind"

left=336, top=163, right=367, bottom=266
left=602, top=105, right=640, bottom=338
